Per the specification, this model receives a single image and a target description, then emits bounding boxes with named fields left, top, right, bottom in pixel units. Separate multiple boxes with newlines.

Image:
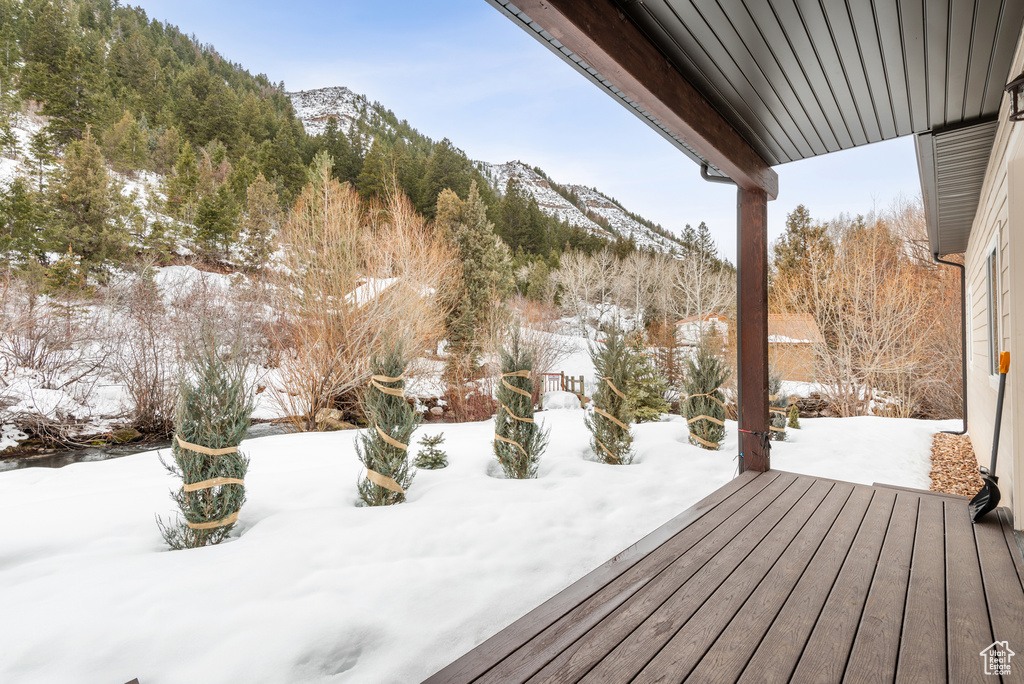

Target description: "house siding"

left=965, top=28, right=1024, bottom=529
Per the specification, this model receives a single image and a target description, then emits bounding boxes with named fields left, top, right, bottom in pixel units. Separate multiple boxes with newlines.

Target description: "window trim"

left=986, top=233, right=1000, bottom=377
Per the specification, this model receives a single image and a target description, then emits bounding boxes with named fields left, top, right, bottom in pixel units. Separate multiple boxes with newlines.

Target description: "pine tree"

left=414, top=433, right=448, bottom=469
left=357, top=346, right=418, bottom=506
left=195, top=185, right=237, bottom=258
left=682, top=337, right=731, bottom=450
left=420, top=137, right=472, bottom=216
left=626, top=332, right=670, bottom=422
left=238, top=173, right=281, bottom=272
left=496, top=178, right=547, bottom=254
left=28, top=129, right=53, bottom=192
left=0, top=178, right=41, bottom=265
left=788, top=404, right=801, bottom=429
left=585, top=328, right=635, bottom=464
left=165, top=143, right=199, bottom=219
left=769, top=373, right=787, bottom=441
left=437, top=181, right=513, bottom=362
left=772, top=204, right=834, bottom=299
left=45, top=129, right=129, bottom=272
left=157, top=328, right=254, bottom=550
left=494, top=331, right=549, bottom=478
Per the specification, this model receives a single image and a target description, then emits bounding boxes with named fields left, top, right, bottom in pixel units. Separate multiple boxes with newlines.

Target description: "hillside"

left=288, top=87, right=685, bottom=256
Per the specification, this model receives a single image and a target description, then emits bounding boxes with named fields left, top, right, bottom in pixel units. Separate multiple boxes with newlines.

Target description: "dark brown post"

left=736, top=186, right=770, bottom=472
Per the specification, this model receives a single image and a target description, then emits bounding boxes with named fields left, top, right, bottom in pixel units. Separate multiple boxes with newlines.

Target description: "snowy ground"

left=0, top=408, right=954, bottom=683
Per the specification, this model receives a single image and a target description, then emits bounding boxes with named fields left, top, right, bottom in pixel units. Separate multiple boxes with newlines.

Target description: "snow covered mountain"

left=287, top=86, right=371, bottom=137
left=288, top=87, right=685, bottom=256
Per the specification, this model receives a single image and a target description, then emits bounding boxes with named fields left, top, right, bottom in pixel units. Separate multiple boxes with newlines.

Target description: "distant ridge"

left=288, top=86, right=684, bottom=255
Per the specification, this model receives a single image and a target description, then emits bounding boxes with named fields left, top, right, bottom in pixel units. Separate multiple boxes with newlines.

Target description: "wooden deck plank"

left=472, top=471, right=787, bottom=683
left=421, top=470, right=771, bottom=684
left=786, top=488, right=897, bottom=684
left=425, top=471, right=1024, bottom=684
left=525, top=474, right=808, bottom=684
left=633, top=480, right=854, bottom=683
left=737, top=487, right=896, bottom=684
left=974, top=509, right=1024, bottom=678
left=842, top=493, right=919, bottom=683
left=943, top=499, right=992, bottom=684
left=683, top=484, right=871, bottom=684
left=581, top=477, right=831, bottom=683
left=895, top=495, right=947, bottom=683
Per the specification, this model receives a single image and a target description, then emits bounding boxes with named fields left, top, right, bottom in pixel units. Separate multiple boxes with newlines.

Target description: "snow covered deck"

left=425, top=470, right=1024, bottom=683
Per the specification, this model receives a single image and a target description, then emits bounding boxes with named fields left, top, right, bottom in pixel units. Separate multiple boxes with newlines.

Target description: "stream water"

left=0, top=422, right=289, bottom=473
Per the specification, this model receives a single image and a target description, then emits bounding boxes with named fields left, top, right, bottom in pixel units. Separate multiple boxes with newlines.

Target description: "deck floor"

left=424, top=470, right=1024, bottom=683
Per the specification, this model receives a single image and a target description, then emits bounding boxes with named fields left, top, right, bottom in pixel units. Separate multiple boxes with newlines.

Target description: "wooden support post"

left=736, top=186, right=769, bottom=472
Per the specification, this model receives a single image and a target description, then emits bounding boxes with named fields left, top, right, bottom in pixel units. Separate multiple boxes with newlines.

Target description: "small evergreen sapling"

left=357, top=346, right=418, bottom=505
left=585, top=328, right=635, bottom=465
left=682, top=337, right=730, bottom=450
left=788, top=404, right=801, bottom=429
left=415, top=433, right=448, bottom=469
left=494, top=331, right=549, bottom=478
left=625, top=332, right=670, bottom=423
left=158, top=330, right=254, bottom=550
left=769, top=373, right=787, bottom=441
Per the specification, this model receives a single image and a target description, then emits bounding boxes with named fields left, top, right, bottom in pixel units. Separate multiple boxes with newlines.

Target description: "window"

left=987, top=245, right=999, bottom=375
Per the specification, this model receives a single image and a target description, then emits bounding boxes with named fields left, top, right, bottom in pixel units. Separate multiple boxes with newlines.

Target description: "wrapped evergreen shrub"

left=769, top=373, right=788, bottom=441
left=357, top=346, right=418, bottom=506
left=493, top=331, right=549, bottom=478
left=682, top=337, right=730, bottom=450
left=158, top=331, right=254, bottom=550
left=625, top=332, right=670, bottom=423
left=585, top=328, right=634, bottom=465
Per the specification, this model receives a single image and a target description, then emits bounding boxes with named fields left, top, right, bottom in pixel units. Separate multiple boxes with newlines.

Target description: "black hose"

left=934, top=253, right=967, bottom=435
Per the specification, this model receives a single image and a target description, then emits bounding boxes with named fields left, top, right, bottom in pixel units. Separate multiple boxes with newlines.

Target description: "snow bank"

left=0, top=412, right=952, bottom=682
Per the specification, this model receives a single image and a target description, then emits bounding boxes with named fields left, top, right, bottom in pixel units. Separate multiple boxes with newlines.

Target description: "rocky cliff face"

left=289, top=87, right=684, bottom=255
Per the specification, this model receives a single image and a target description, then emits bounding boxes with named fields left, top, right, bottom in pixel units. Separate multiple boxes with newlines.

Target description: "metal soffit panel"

left=917, top=120, right=999, bottom=256
left=486, top=0, right=1023, bottom=250
left=619, top=0, right=1024, bottom=165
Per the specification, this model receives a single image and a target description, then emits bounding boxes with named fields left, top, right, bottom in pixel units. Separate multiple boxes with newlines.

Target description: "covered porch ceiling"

left=487, top=0, right=1024, bottom=254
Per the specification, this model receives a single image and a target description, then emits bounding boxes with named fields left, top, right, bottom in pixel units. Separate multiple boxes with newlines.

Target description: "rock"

left=110, top=428, right=142, bottom=444
left=429, top=406, right=444, bottom=416
left=315, top=408, right=356, bottom=431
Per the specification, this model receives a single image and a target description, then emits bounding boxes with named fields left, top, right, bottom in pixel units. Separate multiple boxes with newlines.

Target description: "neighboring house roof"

left=768, top=314, right=824, bottom=345
left=675, top=313, right=729, bottom=346
left=674, top=312, right=728, bottom=326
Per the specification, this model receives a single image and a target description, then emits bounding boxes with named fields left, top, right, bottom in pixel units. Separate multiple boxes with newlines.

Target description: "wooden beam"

left=510, top=0, right=778, bottom=199
left=736, top=186, right=769, bottom=472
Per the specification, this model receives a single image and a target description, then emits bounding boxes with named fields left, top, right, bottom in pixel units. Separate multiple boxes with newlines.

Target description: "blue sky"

left=133, top=0, right=923, bottom=259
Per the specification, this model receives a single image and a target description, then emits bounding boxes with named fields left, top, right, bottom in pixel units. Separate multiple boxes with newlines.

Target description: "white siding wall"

left=966, top=30, right=1024, bottom=529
